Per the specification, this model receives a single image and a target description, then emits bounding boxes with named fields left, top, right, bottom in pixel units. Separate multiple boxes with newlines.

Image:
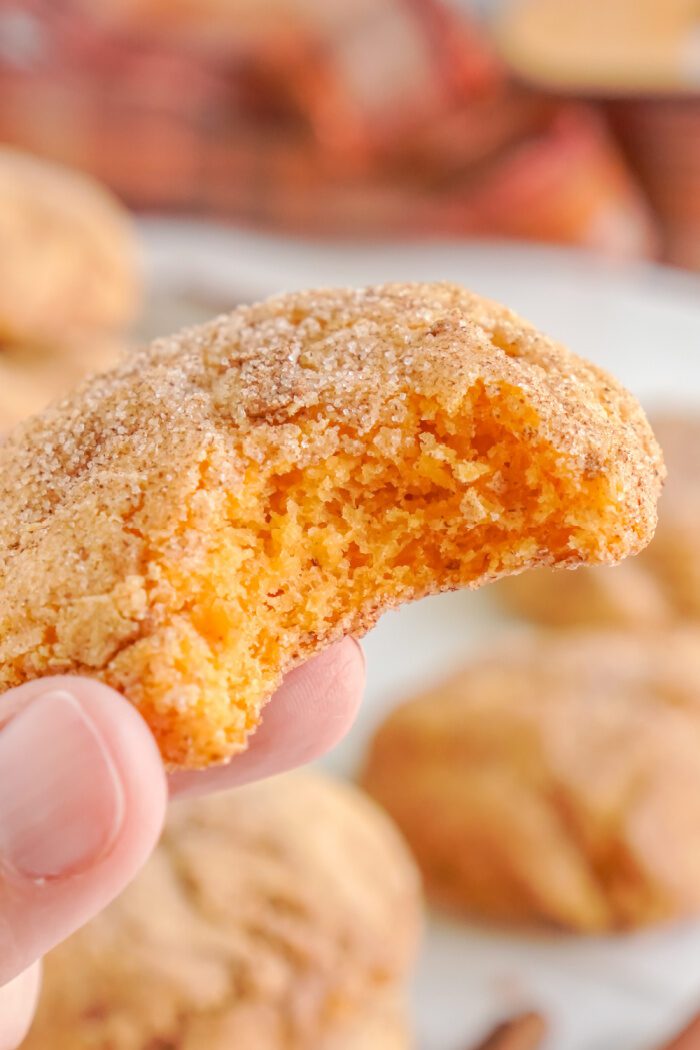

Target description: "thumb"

left=0, top=677, right=167, bottom=987
left=0, top=966, right=41, bottom=1050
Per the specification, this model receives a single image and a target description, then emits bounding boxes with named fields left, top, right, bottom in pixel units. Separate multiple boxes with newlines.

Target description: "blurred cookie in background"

left=23, top=771, right=421, bottom=1050
left=496, top=414, right=700, bottom=628
left=494, top=557, right=673, bottom=629
left=0, top=146, right=140, bottom=348
left=362, top=629, right=700, bottom=932
left=0, top=337, right=126, bottom=431
left=494, top=0, right=700, bottom=94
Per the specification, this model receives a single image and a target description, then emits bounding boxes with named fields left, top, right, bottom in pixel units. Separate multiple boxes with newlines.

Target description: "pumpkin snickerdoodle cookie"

left=23, top=771, right=421, bottom=1050
left=0, top=283, right=663, bottom=767
left=362, top=628, right=700, bottom=932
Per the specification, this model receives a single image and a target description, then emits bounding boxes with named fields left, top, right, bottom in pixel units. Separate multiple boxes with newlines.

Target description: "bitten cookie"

left=497, top=414, right=699, bottom=627
left=23, top=771, right=421, bottom=1050
left=0, top=283, right=663, bottom=767
left=0, top=146, right=139, bottom=346
left=362, top=629, right=700, bottom=932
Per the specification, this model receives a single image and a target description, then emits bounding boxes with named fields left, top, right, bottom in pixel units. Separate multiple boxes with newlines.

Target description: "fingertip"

left=279, top=636, right=365, bottom=735
left=2, top=675, right=167, bottom=862
left=57, top=676, right=168, bottom=856
left=0, top=676, right=167, bottom=981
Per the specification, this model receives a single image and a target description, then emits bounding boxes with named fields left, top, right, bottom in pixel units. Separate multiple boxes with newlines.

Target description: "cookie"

left=0, top=283, right=663, bottom=767
left=497, top=414, right=699, bottom=627
left=362, top=629, right=700, bottom=931
left=494, top=0, right=697, bottom=93
left=23, top=771, right=420, bottom=1050
left=0, top=146, right=139, bottom=347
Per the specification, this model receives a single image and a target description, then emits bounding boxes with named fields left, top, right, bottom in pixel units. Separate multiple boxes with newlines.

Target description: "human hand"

left=0, top=638, right=364, bottom=1048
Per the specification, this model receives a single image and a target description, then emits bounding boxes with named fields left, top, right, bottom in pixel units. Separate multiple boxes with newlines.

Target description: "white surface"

left=141, top=222, right=700, bottom=1050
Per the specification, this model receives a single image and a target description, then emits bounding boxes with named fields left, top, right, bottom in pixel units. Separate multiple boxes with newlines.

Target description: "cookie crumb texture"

left=363, top=629, right=700, bottom=931
left=0, top=283, right=663, bottom=767
left=23, top=772, right=420, bottom=1050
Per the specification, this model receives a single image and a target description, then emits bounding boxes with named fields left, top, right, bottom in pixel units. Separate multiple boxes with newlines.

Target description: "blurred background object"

left=0, top=144, right=138, bottom=427
left=362, top=628, right=700, bottom=933
left=0, top=0, right=678, bottom=258
left=492, top=0, right=700, bottom=270
left=0, top=144, right=139, bottom=347
left=607, top=99, right=700, bottom=270
left=0, top=143, right=138, bottom=426
left=467, top=1011, right=547, bottom=1050
left=494, top=0, right=700, bottom=94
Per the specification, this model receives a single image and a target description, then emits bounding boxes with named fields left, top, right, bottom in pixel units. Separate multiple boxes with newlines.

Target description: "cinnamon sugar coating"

left=23, top=771, right=420, bottom=1049
left=0, top=283, right=663, bottom=767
